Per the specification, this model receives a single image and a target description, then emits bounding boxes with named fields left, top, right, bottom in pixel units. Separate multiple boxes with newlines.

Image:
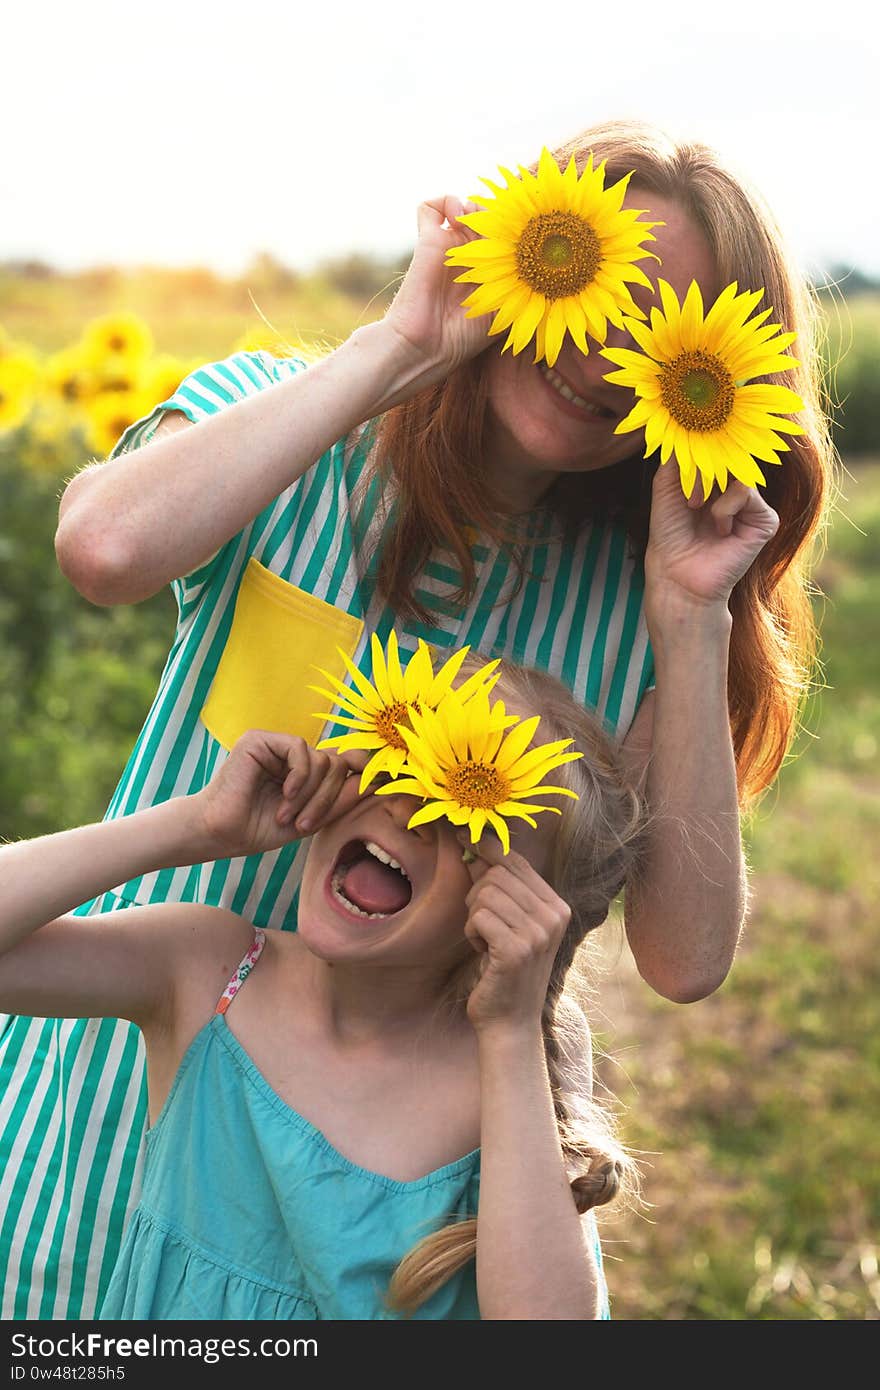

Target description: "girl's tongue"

left=340, top=853, right=412, bottom=916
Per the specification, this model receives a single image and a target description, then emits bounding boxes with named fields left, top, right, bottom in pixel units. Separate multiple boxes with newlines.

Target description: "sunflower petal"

left=406, top=800, right=456, bottom=829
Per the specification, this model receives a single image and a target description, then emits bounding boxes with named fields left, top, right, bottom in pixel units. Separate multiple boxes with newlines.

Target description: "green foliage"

left=0, top=427, right=175, bottom=840
left=821, top=292, right=880, bottom=457
left=596, top=462, right=880, bottom=1320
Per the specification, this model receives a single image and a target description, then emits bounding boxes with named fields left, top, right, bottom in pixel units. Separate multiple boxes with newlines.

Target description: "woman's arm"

left=55, top=200, right=491, bottom=606
left=461, top=841, right=601, bottom=1319
left=621, top=467, right=778, bottom=1003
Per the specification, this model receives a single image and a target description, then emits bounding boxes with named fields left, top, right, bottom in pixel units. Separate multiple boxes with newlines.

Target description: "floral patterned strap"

left=215, top=929, right=267, bottom=1015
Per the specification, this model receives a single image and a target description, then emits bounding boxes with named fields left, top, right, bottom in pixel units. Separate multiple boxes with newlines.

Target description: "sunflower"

left=313, top=632, right=503, bottom=792
left=87, top=389, right=149, bottom=458
left=376, top=685, right=582, bottom=854
left=81, top=313, right=154, bottom=366
left=444, top=147, right=660, bottom=368
left=602, top=279, right=805, bottom=499
left=0, top=351, right=39, bottom=432
left=141, top=354, right=187, bottom=407
left=43, top=346, right=99, bottom=408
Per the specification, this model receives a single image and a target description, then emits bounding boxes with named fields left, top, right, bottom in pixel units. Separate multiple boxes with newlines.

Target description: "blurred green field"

left=1, top=265, right=878, bottom=1320
left=0, top=257, right=399, bottom=360
left=594, top=460, right=880, bottom=1320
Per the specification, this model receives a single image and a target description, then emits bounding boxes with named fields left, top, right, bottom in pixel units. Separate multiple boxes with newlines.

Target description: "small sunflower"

left=0, top=351, right=39, bottom=432
left=93, top=359, right=144, bottom=396
left=81, top=313, right=154, bottom=365
left=43, top=346, right=99, bottom=408
left=602, top=279, right=805, bottom=499
left=87, top=390, right=149, bottom=457
left=312, top=632, right=503, bottom=793
left=376, top=685, right=582, bottom=855
left=445, top=147, right=661, bottom=367
left=141, top=354, right=187, bottom=407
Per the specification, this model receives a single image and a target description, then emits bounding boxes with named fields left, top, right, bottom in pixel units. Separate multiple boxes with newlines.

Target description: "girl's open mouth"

left=327, top=839, right=414, bottom=921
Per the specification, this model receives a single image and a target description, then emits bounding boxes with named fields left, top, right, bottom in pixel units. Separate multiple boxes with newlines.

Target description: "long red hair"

left=366, top=120, right=835, bottom=806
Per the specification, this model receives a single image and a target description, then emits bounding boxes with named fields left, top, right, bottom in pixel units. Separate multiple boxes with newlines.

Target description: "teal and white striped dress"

left=0, top=351, right=654, bottom=1318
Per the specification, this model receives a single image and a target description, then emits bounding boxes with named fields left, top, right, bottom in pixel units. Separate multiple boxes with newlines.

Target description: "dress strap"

left=215, top=929, right=267, bottom=1015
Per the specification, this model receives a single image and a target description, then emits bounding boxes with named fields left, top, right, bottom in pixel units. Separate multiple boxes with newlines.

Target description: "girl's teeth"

left=538, top=362, right=605, bottom=415
left=364, top=841, right=408, bottom=878
left=330, top=870, right=390, bottom=921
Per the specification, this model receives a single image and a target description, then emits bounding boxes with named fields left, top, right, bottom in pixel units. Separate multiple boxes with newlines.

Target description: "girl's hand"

left=193, top=731, right=368, bottom=859
left=382, top=196, right=494, bottom=381
left=459, top=833, right=571, bottom=1038
left=644, top=463, right=780, bottom=623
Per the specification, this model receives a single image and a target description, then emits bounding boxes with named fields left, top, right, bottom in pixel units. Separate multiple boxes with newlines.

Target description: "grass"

left=593, top=461, right=880, bottom=1320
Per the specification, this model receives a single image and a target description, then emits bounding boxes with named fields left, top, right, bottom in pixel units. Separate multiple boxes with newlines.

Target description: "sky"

left=4, top=0, right=877, bottom=281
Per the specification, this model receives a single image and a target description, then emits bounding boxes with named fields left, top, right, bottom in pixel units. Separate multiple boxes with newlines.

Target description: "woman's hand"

left=382, top=196, right=495, bottom=382
left=192, top=731, right=369, bottom=860
left=460, top=833, right=571, bottom=1038
left=644, top=463, right=780, bottom=624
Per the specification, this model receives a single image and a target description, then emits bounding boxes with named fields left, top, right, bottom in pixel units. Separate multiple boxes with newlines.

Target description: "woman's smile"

left=535, top=358, right=623, bottom=424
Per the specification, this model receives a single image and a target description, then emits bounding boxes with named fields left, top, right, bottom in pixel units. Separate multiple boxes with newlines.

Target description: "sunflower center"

left=446, top=761, right=511, bottom=810
left=516, top=212, right=601, bottom=300
left=374, top=701, right=417, bottom=750
left=660, top=351, right=736, bottom=432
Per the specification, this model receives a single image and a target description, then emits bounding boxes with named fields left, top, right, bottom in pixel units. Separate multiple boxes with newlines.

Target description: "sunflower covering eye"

left=375, top=685, right=582, bottom=855
left=314, top=636, right=582, bottom=853
left=445, top=147, right=662, bottom=367
left=601, top=279, right=805, bottom=499
left=312, top=631, right=503, bottom=793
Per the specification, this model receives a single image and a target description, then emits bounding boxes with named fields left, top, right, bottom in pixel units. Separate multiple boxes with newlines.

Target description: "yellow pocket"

left=201, top=558, right=364, bottom=750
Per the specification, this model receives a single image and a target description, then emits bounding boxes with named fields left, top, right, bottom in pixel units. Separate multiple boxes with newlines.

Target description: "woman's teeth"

left=538, top=362, right=608, bottom=416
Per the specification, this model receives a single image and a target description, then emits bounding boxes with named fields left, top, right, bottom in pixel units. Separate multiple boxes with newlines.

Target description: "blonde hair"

left=385, top=655, right=646, bottom=1314
left=370, top=119, right=835, bottom=807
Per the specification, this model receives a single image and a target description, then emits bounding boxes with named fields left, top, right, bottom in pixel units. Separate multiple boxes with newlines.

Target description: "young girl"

left=0, top=656, right=643, bottom=1320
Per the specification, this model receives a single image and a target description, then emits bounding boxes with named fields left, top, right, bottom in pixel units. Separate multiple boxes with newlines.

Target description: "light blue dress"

left=99, top=931, right=610, bottom=1320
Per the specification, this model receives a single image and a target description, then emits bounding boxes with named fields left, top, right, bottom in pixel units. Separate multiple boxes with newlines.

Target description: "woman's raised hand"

left=458, top=832, right=571, bottom=1038
left=193, top=731, right=369, bottom=859
left=644, top=464, right=781, bottom=622
left=382, top=196, right=495, bottom=382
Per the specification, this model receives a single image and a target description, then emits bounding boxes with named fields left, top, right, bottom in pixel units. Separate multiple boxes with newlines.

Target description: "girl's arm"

left=461, top=840, right=602, bottom=1320
left=0, top=733, right=366, bottom=1024
left=55, top=200, right=491, bottom=606
left=0, top=799, right=216, bottom=1024
left=621, top=467, right=778, bottom=1003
